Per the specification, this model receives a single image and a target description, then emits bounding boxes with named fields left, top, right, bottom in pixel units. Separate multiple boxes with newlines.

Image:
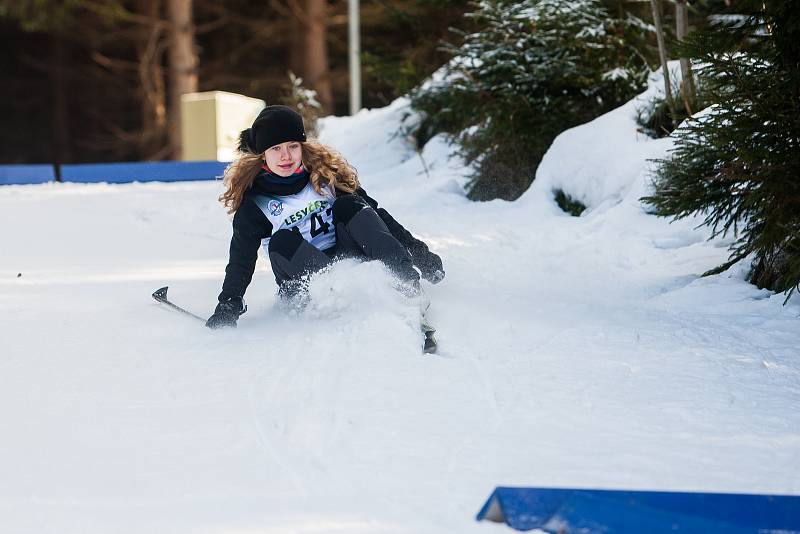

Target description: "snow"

left=1, top=73, right=799, bottom=533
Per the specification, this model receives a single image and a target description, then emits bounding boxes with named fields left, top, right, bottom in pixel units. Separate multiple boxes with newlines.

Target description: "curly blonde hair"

left=219, top=140, right=360, bottom=214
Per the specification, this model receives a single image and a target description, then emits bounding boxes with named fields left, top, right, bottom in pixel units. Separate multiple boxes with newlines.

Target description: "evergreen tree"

left=411, top=0, right=650, bottom=201
left=359, top=0, right=470, bottom=105
left=642, top=1, right=800, bottom=300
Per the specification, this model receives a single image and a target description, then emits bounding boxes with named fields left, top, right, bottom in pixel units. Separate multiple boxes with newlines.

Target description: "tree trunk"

left=675, top=0, right=696, bottom=114
left=649, top=0, right=677, bottom=127
left=288, top=0, right=305, bottom=79
left=303, top=0, right=333, bottom=114
left=166, top=0, right=199, bottom=160
left=51, top=32, right=70, bottom=175
left=135, top=0, right=168, bottom=160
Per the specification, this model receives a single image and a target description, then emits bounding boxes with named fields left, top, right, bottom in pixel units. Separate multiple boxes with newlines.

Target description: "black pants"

left=267, top=194, right=418, bottom=291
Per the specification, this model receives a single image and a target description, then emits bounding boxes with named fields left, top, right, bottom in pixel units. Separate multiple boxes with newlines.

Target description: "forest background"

left=3, top=1, right=799, bottom=299
left=3, top=0, right=674, bottom=167
left=1, top=0, right=472, bottom=165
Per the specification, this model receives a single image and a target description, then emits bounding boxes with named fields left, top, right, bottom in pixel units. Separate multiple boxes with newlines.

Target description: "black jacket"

left=218, top=170, right=430, bottom=301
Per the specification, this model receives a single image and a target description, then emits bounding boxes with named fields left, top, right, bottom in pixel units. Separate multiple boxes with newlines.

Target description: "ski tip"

left=152, top=286, right=169, bottom=302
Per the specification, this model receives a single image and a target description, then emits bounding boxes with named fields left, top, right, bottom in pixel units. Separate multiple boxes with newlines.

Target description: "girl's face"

left=264, top=141, right=303, bottom=177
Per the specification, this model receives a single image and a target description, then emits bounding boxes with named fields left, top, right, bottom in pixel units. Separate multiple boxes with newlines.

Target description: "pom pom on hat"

left=238, top=128, right=256, bottom=154
left=244, top=105, right=307, bottom=154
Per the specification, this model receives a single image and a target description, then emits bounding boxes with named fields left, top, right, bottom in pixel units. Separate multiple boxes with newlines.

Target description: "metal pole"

left=348, top=0, right=361, bottom=115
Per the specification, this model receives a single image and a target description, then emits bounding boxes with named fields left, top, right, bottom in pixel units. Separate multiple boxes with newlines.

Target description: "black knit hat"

left=239, top=105, right=307, bottom=154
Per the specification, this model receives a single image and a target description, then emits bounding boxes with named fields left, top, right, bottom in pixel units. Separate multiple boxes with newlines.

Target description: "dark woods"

left=0, top=0, right=468, bottom=165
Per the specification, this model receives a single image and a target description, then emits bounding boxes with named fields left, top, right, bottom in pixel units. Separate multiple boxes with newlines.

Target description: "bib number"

left=289, top=208, right=333, bottom=239
left=310, top=210, right=332, bottom=237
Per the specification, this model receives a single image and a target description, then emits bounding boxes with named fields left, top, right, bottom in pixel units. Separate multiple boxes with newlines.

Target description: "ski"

left=419, top=292, right=438, bottom=354
left=151, top=286, right=206, bottom=322
left=153, top=285, right=438, bottom=352
left=421, top=317, right=438, bottom=354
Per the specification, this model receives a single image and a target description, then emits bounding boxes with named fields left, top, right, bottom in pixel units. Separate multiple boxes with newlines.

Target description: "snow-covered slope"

left=1, top=81, right=798, bottom=533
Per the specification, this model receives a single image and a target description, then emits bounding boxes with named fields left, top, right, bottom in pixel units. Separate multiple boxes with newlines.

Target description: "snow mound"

left=527, top=61, right=684, bottom=214
left=318, top=98, right=417, bottom=176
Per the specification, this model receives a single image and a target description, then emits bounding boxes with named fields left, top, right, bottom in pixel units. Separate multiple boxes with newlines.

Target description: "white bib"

left=253, top=183, right=337, bottom=253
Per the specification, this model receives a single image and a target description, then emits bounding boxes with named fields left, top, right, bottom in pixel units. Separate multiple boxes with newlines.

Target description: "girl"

left=206, top=105, right=444, bottom=329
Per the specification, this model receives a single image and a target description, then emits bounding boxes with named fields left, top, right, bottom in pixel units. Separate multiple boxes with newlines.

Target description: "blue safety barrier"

left=476, top=487, right=800, bottom=533
left=61, top=160, right=228, bottom=183
left=0, top=161, right=228, bottom=185
left=0, top=164, right=56, bottom=185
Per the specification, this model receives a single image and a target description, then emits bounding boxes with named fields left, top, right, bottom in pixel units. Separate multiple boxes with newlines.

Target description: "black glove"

left=206, top=297, right=247, bottom=329
left=409, top=242, right=445, bottom=284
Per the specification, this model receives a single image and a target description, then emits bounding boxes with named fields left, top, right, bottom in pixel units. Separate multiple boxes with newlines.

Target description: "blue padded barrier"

left=60, top=160, right=228, bottom=183
left=476, top=487, right=800, bottom=533
left=0, top=164, right=56, bottom=185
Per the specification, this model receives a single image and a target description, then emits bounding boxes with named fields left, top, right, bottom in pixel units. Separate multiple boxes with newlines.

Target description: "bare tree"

left=166, top=0, right=199, bottom=159
left=303, top=0, right=333, bottom=113
left=51, top=31, right=71, bottom=172
left=134, top=0, right=168, bottom=159
left=675, top=0, right=696, bottom=113
left=284, top=0, right=333, bottom=114
left=650, top=0, right=677, bottom=126
left=287, top=0, right=305, bottom=82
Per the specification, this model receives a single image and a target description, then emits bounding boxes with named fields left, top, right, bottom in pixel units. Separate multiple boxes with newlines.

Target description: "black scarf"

left=251, top=167, right=310, bottom=196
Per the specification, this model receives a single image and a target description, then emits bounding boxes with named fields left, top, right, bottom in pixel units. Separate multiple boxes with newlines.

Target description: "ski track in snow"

left=1, top=91, right=799, bottom=533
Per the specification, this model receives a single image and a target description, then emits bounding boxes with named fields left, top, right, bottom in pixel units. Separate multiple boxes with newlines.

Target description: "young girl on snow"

left=206, top=105, right=444, bottom=329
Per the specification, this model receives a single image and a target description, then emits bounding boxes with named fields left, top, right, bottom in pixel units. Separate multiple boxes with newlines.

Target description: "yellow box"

left=180, top=91, right=265, bottom=161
